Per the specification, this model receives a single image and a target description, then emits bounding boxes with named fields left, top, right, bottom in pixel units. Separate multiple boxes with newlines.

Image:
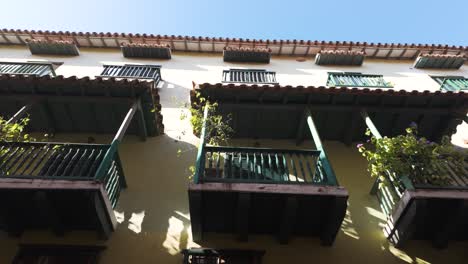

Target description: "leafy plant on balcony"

left=0, top=116, right=33, bottom=142
left=357, top=123, right=467, bottom=187
left=0, top=116, right=34, bottom=175
left=189, top=92, right=233, bottom=146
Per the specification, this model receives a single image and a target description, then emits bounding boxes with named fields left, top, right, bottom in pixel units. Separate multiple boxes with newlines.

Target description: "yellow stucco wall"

left=0, top=46, right=467, bottom=263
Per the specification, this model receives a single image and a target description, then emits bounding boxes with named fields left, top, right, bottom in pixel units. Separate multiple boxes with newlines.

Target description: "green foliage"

left=187, top=92, right=233, bottom=146
left=0, top=116, right=34, bottom=142
left=358, top=123, right=467, bottom=187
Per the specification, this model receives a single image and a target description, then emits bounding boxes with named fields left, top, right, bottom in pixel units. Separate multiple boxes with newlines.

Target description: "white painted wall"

left=0, top=45, right=467, bottom=92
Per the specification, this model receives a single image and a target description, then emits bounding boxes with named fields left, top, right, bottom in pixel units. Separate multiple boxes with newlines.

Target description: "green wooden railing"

left=432, top=76, right=468, bottom=91
left=327, top=72, right=393, bottom=88
left=0, top=141, right=125, bottom=209
left=193, top=106, right=340, bottom=186
left=199, top=146, right=336, bottom=185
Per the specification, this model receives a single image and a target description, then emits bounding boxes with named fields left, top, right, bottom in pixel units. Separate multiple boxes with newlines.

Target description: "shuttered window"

left=222, top=69, right=277, bottom=84
left=99, top=64, right=161, bottom=81
left=327, top=72, right=393, bottom=88
left=432, top=76, right=468, bottom=91
left=0, top=62, right=56, bottom=76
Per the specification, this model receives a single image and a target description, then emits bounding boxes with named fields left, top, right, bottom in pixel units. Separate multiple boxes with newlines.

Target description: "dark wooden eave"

left=0, top=74, right=164, bottom=136
left=191, top=83, right=468, bottom=143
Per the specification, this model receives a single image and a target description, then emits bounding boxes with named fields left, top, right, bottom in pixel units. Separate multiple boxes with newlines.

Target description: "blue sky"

left=2, top=0, right=467, bottom=45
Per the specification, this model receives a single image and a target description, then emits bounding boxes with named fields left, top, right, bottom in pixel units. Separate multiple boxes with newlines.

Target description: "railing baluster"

left=0, top=146, right=20, bottom=172
left=260, top=152, right=265, bottom=180
left=11, top=146, right=35, bottom=175
left=246, top=153, right=251, bottom=181
left=30, top=146, right=52, bottom=176
left=62, top=148, right=81, bottom=176
left=78, top=149, right=96, bottom=176
left=238, top=152, right=243, bottom=179
left=4, top=147, right=26, bottom=174
left=18, top=146, right=46, bottom=176
left=86, top=149, right=104, bottom=177
left=53, top=147, right=74, bottom=176
left=282, top=153, right=290, bottom=182
left=216, top=151, right=220, bottom=178
left=304, top=154, right=314, bottom=183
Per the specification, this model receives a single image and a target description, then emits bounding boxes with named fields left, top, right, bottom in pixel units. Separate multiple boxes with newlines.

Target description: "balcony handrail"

left=199, top=145, right=334, bottom=185
left=0, top=141, right=110, bottom=180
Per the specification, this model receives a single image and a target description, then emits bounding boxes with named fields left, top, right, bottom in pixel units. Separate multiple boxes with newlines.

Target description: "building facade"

left=0, top=29, right=467, bottom=263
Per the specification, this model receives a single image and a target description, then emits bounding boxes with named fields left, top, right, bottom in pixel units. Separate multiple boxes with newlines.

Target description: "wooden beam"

left=136, top=100, right=147, bottom=141
left=218, top=103, right=463, bottom=116
left=295, top=108, right=307, bottom=145
left=0, top=94, right=134, bottom=104
left=6, top=104, right=33, bottom=124
left=94, top=192, right=112, bottom=239
left=344, top=111, right=360, bottom=146
left=236, top=193, right=250, bottom=242
left=320, top=196, right=348, bottom=246
left=305, top=108, right=339, bottom=186
left=278, top=196, right=298, bottom=244
left=389, top=199, right=420, bottom=248
left=432, top=199, right=465, bottom=249
left=34, top=191, right=65, bottom=236
left=188, top=182, right=348, bottom=197
left=113, top=100, right=139, bottom=142
left=188, top=190, right=203, bottom=242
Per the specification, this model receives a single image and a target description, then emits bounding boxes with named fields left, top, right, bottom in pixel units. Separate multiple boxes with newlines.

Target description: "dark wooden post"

left=136, top=100, right=147, bottom=141
left=295, top=108, right=307, bottom=145
left=94, top=192, right=112, bottom=239
left=236, top=193, right=250, bottom=242
left=278, top=196, right=298, bottom=244
left=188, top=190, right=203, bottom=242
left=320, top=196, right=348, bottom=246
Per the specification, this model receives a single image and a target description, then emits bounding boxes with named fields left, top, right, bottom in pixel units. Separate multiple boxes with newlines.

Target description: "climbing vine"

left=357, top=123, right=467, bottom=187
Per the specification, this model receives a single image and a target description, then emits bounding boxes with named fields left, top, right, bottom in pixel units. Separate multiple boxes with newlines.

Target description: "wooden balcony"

left=189, top=107, right=348, bottom=246
left=0, top=141, right=125, bottom=238
left=191, top=83, right=467, bottom=250
left=0, top=75, right=164, bottom=238
left=362, top=112, right=468, bottom=248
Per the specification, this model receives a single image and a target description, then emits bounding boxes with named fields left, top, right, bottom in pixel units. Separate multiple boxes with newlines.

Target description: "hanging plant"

left=357, top=122, right=468, bottom=187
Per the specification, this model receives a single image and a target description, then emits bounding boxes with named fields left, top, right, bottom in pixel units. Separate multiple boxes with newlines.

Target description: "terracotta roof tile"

left=194, top=83, right=468, bottom=98
left=1, top=29, right=467, bottom=59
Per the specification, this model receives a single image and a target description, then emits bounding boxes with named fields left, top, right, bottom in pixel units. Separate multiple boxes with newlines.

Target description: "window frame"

left=98, top=64, right=162, bottom=81
left=326, top=72, right=393, bottom=88
left=0, top=61, right=57, bottom=76
left=430, top=75, right=468, bottom=91
left=222, top=68, right=278, bottom=84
